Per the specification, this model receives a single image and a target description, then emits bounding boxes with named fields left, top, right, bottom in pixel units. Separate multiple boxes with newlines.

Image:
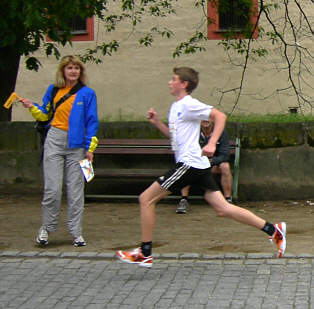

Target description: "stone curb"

left=1, top=250, right=314, bottom=261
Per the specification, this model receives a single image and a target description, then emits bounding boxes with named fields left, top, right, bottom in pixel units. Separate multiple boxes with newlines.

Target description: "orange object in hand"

left=3, top=92, right=21, bottom=109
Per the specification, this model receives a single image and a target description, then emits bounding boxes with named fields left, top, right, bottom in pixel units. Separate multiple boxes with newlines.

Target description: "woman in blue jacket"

left=20, top=55, right=98, bottom=247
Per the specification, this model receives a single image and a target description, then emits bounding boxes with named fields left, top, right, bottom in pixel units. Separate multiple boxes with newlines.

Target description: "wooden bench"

left=85, top=138, right=241, bottom=201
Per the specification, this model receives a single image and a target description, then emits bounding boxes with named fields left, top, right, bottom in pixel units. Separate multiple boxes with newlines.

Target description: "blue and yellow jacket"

left=29, top=84, right=98, bottom=152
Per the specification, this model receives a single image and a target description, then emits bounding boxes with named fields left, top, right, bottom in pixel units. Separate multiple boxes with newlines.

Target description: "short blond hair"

left=55, top=55, right=87, bottom=87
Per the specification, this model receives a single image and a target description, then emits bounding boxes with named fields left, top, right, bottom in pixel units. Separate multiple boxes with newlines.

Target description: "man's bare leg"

left=116, top=181, right=170, bottom=267
left=176, top=185, right=190, bottom=214
left=181, top=186, right=190, bottom=196
left=211, top=164, right=232, bottom=199
left=204, top=190, right=286, bottom=257
left=219, top=162, right=233, bottom=199
left=138, top=181, right=170, bottom=242
left=204, top=190, right=265, bottom=229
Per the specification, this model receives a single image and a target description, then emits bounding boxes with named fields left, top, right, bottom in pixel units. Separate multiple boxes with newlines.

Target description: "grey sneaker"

left=176, top=199, right=188, bottom=214
left=73, top=236, right=86, bottom=247
left=36, top=228, right=49, bottom=245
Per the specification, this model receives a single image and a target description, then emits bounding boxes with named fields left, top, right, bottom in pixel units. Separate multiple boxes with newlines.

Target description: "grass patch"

left=228, top=113, right=314, bottom=123
left=100, top=115, right=147, bottom=122
left=99, top=113, right=314, bottom=123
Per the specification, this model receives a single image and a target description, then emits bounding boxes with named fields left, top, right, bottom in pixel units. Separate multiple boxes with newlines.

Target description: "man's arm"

left=201, top=108, right=226, bottom=157
left=146, top=108, right=170, bottom=138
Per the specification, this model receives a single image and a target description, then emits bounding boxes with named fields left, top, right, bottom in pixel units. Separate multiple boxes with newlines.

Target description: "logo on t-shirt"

left=177, top=112, right=182, bottom=118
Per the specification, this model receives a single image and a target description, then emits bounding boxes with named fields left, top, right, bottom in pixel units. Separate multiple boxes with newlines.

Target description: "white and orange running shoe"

left=116, top=248, right=153, bottom=268
left=269, top=222, right=286, bottom=258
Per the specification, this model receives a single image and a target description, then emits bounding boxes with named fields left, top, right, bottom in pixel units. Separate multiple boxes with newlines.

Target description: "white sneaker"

left=36, top=228, right=49, bottom=245
left=73, top=236, right=86, bottom=247
left=269, top=222, right=286, bottom=258
left=176, top=199, right=188, bottom=214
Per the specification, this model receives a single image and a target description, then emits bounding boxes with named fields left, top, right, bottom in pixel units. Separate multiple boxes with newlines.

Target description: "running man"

left=116, top=67, right=286, bottom=267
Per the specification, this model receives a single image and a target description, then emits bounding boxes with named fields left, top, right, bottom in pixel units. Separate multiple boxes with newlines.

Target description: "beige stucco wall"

left=13, top=1, right=314, bottom=121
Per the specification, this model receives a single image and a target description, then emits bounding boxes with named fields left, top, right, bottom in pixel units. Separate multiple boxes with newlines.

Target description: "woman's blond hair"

left=54, top=55, right=87, bottom=88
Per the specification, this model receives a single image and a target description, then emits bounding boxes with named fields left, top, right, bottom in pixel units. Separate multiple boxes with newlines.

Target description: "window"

left=46, top=17, right=94, bottom=42
left=68, top=16, right=94, bottom=41
left=207, top=0, right=258, bottom=40
left=69, top=16, right=87, bottom=35
left=219, top=0, right=250, bottom=30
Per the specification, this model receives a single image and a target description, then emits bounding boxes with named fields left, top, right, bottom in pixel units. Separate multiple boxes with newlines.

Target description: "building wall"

left=13, top=1, right=314, bottom=121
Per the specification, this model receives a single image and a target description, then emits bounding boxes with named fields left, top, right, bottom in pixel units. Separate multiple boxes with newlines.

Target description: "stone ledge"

left=1, top=250, right=313, bottom=262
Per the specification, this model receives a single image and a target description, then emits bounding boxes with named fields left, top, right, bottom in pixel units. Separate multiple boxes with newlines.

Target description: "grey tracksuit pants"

left=40, top=126, right=85, bottom=239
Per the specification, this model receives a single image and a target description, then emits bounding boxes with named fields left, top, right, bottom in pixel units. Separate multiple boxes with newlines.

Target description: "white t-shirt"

left=168, top=95, right=213, bottom=169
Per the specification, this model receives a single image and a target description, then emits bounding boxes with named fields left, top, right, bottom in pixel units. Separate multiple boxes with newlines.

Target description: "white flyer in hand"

left=79, top=159, right=95, bottom=182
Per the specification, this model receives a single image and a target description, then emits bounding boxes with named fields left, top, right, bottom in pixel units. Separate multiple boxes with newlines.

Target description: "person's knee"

left=138, top=192, right=147, bottom=205
left=214, top=207, right=229, bottom=217
left=181, top=185, right=190, bottom=196
left=220, top=162, right=231, bottom=176
left=138, top=191, right=154, bottom=207
left=205, top=192, right=230, bottom=217
left=43, top=189, right=61, bottom=205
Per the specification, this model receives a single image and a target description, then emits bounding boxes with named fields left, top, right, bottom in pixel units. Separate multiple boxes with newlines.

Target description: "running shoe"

left=269, top=222, right=286, bottom=258
left=73, top=235, right=86, bottom=247
left=116, top=247, right=153, bottom=268
left=176, top=199, right=188, bottom=214
left=36, top=228, right=49, bottom=245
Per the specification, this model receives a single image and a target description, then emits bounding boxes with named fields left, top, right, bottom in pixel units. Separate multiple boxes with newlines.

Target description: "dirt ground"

left=1, top=194, right=314, bottom=256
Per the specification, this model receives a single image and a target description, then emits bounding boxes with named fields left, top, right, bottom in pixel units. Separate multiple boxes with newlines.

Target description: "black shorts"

left=157, top=162, right=220, bottom=194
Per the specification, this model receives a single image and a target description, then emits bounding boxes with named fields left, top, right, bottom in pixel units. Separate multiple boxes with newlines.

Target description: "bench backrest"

left=95, top=138, right=239, bottom=156
left=91, top=137, right=241, bottom=201
left=95, top=139, right=173, bottom=155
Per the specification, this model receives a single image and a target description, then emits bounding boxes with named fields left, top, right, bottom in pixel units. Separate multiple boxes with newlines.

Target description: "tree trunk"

left=0, top=47, right=21, bottom=121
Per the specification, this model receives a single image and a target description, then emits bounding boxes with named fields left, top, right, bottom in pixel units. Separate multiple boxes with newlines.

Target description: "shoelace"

left=269, top=229, right=283, bottom=243
left=131, top=248, right=141, bottom=254
left=274, top=231, right=283, bottom=241
left=179, top=200, right=187, bottom=208
left=39, top=230, right=48, bottom=239
left=130, top=248, right=145, bottom=261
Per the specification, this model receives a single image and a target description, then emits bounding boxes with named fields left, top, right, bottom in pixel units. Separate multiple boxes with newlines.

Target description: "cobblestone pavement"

left=1, top=251, right=314, bottom=309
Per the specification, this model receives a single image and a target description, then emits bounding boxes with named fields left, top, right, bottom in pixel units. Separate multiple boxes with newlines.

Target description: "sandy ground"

left=1, top=195, right=314, bottom=256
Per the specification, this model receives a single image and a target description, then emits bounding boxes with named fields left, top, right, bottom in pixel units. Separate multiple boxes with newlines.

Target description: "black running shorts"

left=157, top=162, right=220, bottom=194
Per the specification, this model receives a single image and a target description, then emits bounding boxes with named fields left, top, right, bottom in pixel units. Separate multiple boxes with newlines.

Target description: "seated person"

left=176, top=120, right=233, bottom=214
